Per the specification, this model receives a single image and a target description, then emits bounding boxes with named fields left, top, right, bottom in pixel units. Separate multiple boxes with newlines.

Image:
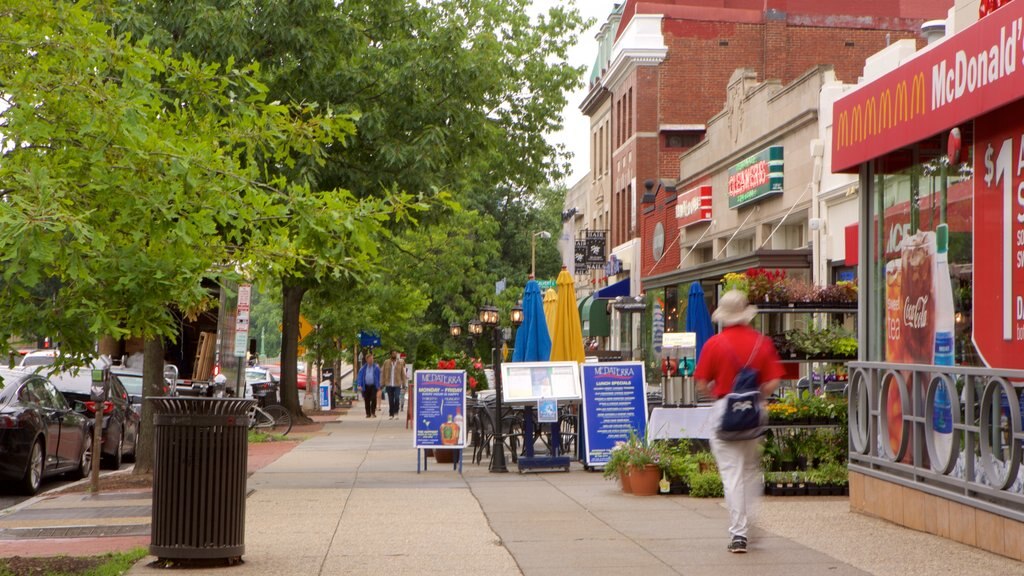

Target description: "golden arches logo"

left=910, top=72, right=926, bottom=119
left=879, top=89, right=892, bottom=130
left=837, top=110, right=850, bottom=149
left=895, top=81, right=909, bottom=123
left=835, top=73, right=928, bottom=155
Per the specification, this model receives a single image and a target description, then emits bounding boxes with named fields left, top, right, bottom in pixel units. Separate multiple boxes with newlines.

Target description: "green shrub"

left=688, top=471, right=724, bottom=498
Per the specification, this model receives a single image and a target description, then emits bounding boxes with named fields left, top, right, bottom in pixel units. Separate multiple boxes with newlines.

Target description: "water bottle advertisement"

left=412, top=370, right=466, bottom=449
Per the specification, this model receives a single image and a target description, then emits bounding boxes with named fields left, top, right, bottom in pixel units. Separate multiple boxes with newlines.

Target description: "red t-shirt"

left=693, top=325, right=785, bottom=398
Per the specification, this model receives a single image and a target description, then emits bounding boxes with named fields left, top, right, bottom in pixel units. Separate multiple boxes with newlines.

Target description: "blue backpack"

left=717, top=337, right=768, bottom=441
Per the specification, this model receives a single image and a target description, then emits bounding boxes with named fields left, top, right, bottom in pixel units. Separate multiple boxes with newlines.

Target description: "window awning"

left=594, top=277, right=630, bottom=299
left=578, top=295, right=610, bottom=338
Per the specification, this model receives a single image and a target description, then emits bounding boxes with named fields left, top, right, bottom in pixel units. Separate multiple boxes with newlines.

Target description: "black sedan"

left=0, top=368, right=92, bottom=495
left=50, top=370, right=140, bottom=470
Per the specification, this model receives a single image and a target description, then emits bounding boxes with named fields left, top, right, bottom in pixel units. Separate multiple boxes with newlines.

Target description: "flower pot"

left=619, top=469, right=633, bottom=494
left=629, top=464, right=662, bottom=496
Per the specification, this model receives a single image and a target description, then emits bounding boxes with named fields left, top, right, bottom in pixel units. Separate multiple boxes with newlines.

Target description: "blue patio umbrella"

left=512, top=279, right=552, bottom=362
left=684, top=282, right=714, bottom=364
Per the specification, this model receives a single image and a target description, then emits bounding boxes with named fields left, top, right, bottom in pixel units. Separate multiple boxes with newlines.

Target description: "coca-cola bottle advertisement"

left=900, top=231, right=937, bottom=364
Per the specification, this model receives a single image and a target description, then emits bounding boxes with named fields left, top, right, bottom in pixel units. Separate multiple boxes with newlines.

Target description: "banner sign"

left=574, top=240, right=588, bottom=275
left=973, top=99, right=1024, bottom=369
left=675, top=185, right=713, bottom=227
left=586, top=231, right=607, bottom=266
left=500, top=362, right=581, bottom=403
left=727, top=146, right=784, bottom=209
left=233, top=284, right=251, bottom=357
left=580, top=362, right=648, bottom=467
left=413, top=370, right=467, bottom=449
left=832, top=1, right=1024, bottom=172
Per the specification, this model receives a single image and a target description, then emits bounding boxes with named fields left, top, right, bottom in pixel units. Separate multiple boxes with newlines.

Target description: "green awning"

left=579, top=295, right=610, bottom=338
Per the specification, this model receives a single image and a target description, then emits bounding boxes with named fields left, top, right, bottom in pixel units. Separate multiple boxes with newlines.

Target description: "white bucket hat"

left=712, top=289, right=758, bottom=327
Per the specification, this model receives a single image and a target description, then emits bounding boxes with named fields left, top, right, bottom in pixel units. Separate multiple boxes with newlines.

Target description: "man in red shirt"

left=694, top=290, right=784, bottom=553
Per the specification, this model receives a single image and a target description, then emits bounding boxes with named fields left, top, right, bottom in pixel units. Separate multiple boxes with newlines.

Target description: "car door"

left=20, top=379, right=62, bottom=472
left=36, top=379, right=84, bottom=470
left=110, top=377, right=138, bottom=452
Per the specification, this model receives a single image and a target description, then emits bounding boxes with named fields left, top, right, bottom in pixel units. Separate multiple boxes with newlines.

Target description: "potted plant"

left=602, top=441, right=633, bottom=493
left=655, top=439, right=697, bottom=495
left=622, top=429, right=662, bottom=496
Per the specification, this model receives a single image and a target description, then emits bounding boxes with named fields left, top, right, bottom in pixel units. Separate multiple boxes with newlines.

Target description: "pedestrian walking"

left=357, top=351, right=381, bottom=418
left=381, top=349, right=407, bottom=419
left=694, top=290, right=784, bottom=554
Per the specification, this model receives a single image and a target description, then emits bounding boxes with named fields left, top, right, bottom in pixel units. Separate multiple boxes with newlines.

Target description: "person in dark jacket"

left=357, top=352, right=382, bottom=418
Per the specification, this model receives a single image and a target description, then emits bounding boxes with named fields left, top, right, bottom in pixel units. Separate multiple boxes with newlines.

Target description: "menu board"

left=500, top=362, right=581, bottom=402
left=580, top=362, right=648, bottom=467
left=413, top=370, right=466, bottom=449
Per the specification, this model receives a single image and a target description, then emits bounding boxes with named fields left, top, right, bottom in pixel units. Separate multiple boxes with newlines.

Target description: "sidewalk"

left=3, top=408, right=1021, bottom=575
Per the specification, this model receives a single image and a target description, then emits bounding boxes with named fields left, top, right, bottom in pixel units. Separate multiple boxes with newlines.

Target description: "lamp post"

left=531, top=231, right=552, bottom=278
left=449, top=322, right=462, bottom=338
left=479, top=304, right=508, bottom=473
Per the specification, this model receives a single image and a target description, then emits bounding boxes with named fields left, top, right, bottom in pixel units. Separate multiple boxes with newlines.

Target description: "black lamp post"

left=449, top=322, right=462, bottom=338
left=479, top=304, right=507, bottom=473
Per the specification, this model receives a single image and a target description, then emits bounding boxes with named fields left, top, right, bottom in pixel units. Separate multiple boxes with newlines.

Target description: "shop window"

left=868, top=144, right=976, bottom=366
left=665, top=286, right=679, bottom=333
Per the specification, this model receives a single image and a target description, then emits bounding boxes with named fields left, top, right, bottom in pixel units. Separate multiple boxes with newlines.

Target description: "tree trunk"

left=281, top=279, right=311, bottom=423
left=133, top=337, right=165, bottom=475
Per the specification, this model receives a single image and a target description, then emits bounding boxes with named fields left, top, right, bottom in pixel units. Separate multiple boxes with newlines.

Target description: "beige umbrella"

left=549, top=267, right=585, bottom=363
left=543, top=288, right=558, bottom=341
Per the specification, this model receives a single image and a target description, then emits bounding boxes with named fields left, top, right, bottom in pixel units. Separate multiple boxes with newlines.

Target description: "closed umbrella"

left=512, top=279, right=552, bottom=362
left=684, top=281, right=714, bottom=363
left=550, top=267, right=585, bottom=363
left=543, top=288, right=558, bottom=341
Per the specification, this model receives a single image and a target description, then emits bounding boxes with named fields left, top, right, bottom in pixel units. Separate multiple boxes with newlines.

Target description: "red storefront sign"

left=974, top=99, right=1024, bottom=370
left=832, top=2, right=1024, bottom=173
left=674, top=185, right=712, bottom=227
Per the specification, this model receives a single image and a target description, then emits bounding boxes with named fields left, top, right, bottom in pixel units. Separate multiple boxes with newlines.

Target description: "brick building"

left=579, top=0, right=952, bottom=299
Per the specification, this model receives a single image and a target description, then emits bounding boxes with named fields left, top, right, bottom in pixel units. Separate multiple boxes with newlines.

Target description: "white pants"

left=710, top=436, right=763, bottom=540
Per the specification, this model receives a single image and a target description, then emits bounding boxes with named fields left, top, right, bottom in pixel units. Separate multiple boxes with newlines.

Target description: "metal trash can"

left=150, top=397, right=256, bottom=562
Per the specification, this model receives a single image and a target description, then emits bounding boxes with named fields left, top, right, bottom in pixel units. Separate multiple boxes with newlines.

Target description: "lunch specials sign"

left=727, top=146, right=783, bottom=209
left=974, top=100, right=1024, bottom=370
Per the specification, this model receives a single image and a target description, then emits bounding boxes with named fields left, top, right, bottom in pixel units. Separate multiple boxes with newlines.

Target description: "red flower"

left=473, top=362, right=482, bottom=370
left=469, top=376, right=478, bottom=389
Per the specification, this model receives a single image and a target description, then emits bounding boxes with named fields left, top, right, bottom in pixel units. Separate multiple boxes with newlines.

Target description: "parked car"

left=18, top=349, right=60, bottom=368
left=50, top=370, right=140, bottom=470
left=245, top=367, right=279, bottom=401
left=109, top=368, right=172, bottom=418
left=0, top=368, right=92, bottom=495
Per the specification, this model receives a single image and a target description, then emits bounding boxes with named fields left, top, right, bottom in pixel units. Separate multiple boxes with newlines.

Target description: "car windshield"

left=116, top=374, right=144, bottom=396
left=246, top=369, right=274, bottom=383
left=49, top=371, right=95, bottom=394
left=21, top=355, right=55, bottom=367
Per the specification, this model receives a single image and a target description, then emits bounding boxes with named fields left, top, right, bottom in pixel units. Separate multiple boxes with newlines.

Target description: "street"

left=0, top=462, right=135, bottom=512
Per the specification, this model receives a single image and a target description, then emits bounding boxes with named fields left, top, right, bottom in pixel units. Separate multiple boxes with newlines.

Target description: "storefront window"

left=868, top=139, right=976, bottom=366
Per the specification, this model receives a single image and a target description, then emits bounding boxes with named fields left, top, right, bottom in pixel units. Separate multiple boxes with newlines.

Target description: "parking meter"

left=90, top=368, right=109, bottom=490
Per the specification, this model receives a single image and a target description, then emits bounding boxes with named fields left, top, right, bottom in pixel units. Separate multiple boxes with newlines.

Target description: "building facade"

left=832, top=0, right=1024, bottom=559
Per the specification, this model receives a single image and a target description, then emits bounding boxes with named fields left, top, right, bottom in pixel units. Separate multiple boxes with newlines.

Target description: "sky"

left=530, top=0, right=620, bottom=187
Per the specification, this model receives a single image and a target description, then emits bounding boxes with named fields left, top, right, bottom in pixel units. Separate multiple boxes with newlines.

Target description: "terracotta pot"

left=629, top=464, right=662, bottom=496
left=619, top=469, right=633, bottom=494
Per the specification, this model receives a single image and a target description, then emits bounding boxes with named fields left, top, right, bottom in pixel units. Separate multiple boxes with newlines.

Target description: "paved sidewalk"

left=124, top=409, right=1021, bottom=576
left=3, top=407, right=1020, bottom=575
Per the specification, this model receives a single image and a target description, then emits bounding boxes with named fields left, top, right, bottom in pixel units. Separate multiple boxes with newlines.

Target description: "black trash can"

left=150, top=397, right=256, bottom=563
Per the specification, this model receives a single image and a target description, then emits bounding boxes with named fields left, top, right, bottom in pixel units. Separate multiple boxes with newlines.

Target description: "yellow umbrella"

left=549, top=267, right=585, bottom=363
left=543, top=288, right=558, bottom=341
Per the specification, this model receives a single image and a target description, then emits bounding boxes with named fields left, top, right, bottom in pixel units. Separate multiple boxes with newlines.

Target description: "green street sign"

left=536, top=279, right=556, bottom=290
left=727, top=145, right=784, bottom=209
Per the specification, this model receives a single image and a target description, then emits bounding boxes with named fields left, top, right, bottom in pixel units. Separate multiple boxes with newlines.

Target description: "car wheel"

left=18, top=438, right=44, bottom=496
left=102, top=432, right=123, bottom=470
left=70, top=435, right=92, bottom=480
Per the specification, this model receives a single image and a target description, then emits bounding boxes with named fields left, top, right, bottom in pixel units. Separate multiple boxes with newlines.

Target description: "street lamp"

left=479, top=304, right=508, bottom=473
left=467, top=319, right=483, bottom=337
left=449, top=322, right=462, bottom=338
left=531, top=230, right=552, bottom=278
left=510, top=303, right=524, bottom=327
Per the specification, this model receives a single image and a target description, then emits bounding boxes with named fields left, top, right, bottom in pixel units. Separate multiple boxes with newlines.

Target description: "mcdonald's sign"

left=832, top=1, right=1024, bottom=173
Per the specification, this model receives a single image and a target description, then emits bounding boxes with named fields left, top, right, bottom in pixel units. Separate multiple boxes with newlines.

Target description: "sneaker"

left=727, top=537, right=747, bottom=554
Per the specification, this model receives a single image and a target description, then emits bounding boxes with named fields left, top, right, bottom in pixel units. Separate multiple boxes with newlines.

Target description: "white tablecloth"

left=648, top=406, right=715, bottom=440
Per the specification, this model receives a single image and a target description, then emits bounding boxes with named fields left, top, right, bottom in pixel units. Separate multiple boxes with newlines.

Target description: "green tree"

left=106, top=0, right=588, bottom=411
left=0, top=1, right=412, bottom=471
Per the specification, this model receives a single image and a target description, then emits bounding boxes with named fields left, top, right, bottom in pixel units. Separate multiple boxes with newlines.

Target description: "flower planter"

left=628, top=464, right=662, bottom=496
left=765, top=482, right=807, bottom=496
left=666, top=481, right=689, bottom=495
left=619, top=469, right=633, bottom=494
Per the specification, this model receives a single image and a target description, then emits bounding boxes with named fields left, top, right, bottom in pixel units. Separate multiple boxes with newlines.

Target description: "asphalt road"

left=0, top=462, right=133, bottom=512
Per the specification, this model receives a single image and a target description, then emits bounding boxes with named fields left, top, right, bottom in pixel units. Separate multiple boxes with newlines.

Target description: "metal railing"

left=847, top=362, right=1024, bottom=522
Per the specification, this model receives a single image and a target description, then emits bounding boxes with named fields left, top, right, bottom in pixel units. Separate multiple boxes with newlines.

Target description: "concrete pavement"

left=3, top=406, right=1021, bottom=575
left=136, top=409, right=1024, bottom=576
